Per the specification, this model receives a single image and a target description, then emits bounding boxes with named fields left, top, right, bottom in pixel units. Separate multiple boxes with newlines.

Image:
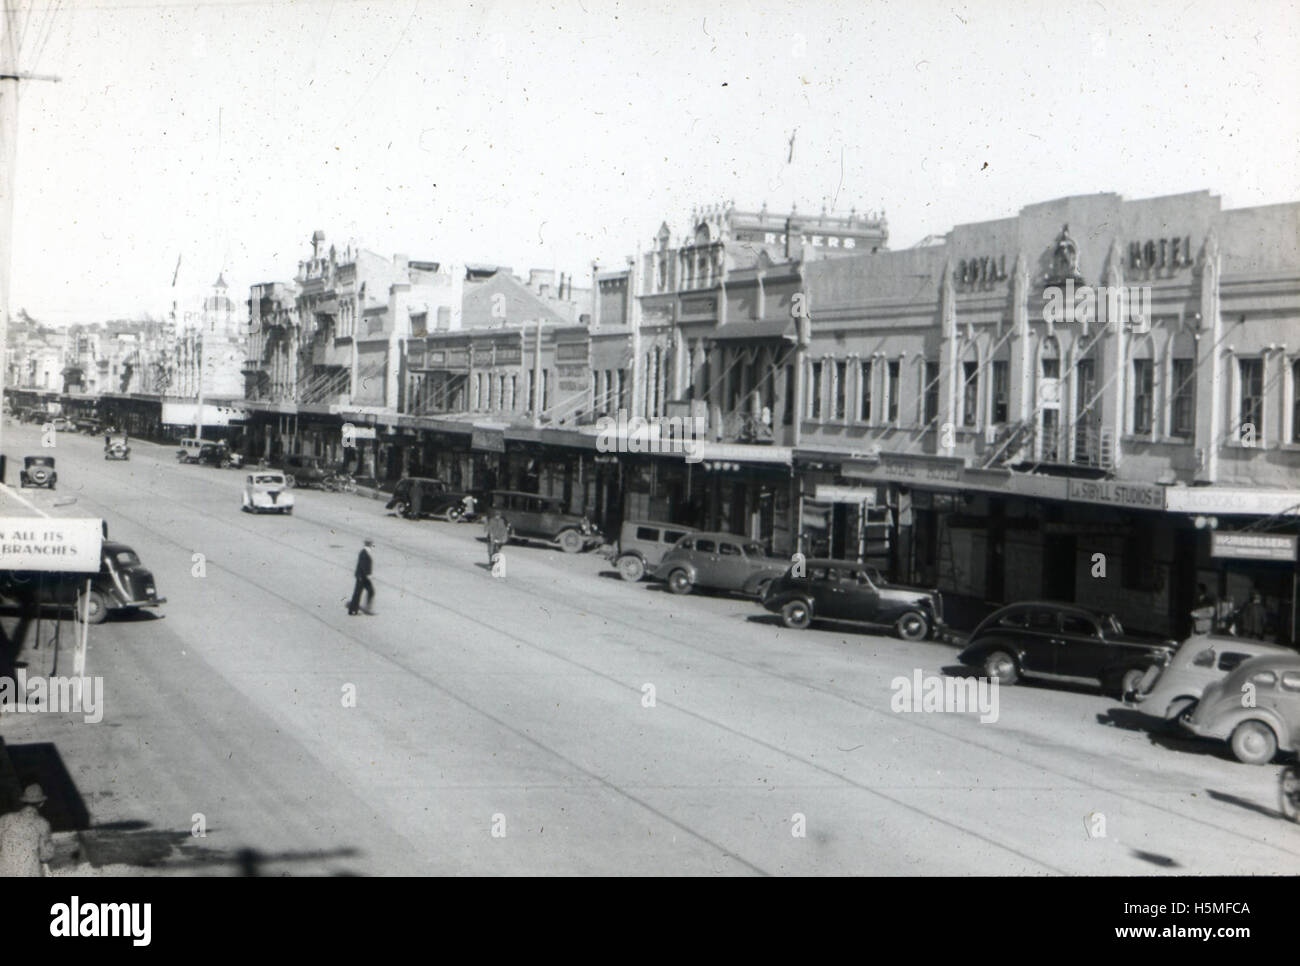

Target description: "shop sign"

left=0, top=518, right=103, bottom=573
left=471, top=428, right=506, bottom=453
left=1067, top=478, right=1166, bottom=510
left=556, top=365, right=591, bottom=393
left=879, top=454, right=964, bottom=485
left=556, top=343, right=589, bottom=363
left=813, top=485, right=877, bottom=505
left=1165, top=488, right=1300, bottom=517
left=494, top=347, right=522, bottom=366
left=1211, top=532, right=1298, bottom=562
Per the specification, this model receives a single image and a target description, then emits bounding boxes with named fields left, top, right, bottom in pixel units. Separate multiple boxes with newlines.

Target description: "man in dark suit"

left=348, top=539, right=376, bottom=615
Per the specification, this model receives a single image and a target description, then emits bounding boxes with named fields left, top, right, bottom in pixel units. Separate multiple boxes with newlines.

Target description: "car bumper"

left=118, top=596, right=166, bottom=609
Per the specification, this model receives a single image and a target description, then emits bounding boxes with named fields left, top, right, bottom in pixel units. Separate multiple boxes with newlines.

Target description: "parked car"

left=485, top=490, right=600, bottom=553
left=76, top=417, right=104, bottom=435
left=761, top=558, right=945, bottom=641
left=50, top=417, right=75, bottom=432
left=387, top=478, right=478, bottom=521
left=1129, top=633, right=1291, bottom=721
left=1184, top=653, right=1300, bottom=764
left=0, top=540, right=165, bottom=624
left=176, top=438, right=207, bottom=463
left=104, top=433, right=131, bottom=461
left=607, top=519, right=698, bottom=582
left=198, top=441, right=244, bottom=469
left=19, top=455, right=56, bottom=489
left=650, top=532, right=790, bottom=598
left=276, top=454, right=330, bottom=489
left=242, top=471, right=295, bottom=515
left=957, top=601, right=1178, bottom=697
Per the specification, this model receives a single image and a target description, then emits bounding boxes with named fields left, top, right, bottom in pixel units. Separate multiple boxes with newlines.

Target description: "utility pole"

left=0, top=1, right=60, bottom=473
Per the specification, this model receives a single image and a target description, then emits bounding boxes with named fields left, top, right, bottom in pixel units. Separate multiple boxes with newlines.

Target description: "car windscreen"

left=253, top=475, right=284, bottom=485
left=113, top=550, right=140, bottom=567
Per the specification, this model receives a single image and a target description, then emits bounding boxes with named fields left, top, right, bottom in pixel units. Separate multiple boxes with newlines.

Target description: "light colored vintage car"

left=1128, top=633, right=1291, bottom=720
left=242, top=471, right=295, bottom=515
left=1184, top=653, right=1300, bottom=764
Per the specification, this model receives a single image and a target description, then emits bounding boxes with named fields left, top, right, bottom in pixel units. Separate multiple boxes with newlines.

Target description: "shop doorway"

left=1043, top=534, right=1076, bottom=601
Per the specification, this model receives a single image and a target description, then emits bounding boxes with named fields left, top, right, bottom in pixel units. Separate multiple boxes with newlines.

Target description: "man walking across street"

left=348, top=539, right=376, bottom=615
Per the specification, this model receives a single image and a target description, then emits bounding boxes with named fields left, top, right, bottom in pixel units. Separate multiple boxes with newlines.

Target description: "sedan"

left=651, top=532, right=789, bottom=598
left=957, top=601, right=1177, bottom=697
left=242, top=471, right=295, bottom=515
left=762, top=559, right=945, bottom=641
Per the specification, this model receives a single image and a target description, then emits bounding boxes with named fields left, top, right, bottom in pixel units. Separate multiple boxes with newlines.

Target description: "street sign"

left=0, top=517, right=103, bottom=572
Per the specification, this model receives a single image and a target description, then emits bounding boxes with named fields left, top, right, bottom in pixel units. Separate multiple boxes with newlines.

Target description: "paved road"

left=0, top=421, right=1295, bottom=875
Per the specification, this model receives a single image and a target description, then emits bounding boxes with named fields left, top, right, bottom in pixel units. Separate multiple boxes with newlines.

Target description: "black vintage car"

left=386, top=477, right=478, bottom=521
left=275, top=454, right=330, bottom=488
left=19, top=455, right=57, bottom=489
left=104, top=433, right=131, bottom=460
left=0, top=540, right=165, bottom=624
left=957, top=601, right=1178, bottom=697
left=761, top=559, right=946, bottom=641
left=485, top=490, right=601, bottom=553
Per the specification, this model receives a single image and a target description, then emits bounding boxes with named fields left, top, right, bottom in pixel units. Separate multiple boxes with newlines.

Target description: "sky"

left=5, top=0, right=1300, bottom=324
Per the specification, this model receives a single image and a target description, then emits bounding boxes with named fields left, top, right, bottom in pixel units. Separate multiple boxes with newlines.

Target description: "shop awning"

left=710, top=318, right=796, bottom=341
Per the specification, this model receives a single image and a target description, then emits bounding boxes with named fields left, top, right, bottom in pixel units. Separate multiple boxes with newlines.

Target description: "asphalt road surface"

left=0, top=421, right=1295, bottom=875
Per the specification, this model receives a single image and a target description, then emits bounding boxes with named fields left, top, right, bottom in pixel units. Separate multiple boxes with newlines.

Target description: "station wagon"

left=608, top=519, right=697, bottom=581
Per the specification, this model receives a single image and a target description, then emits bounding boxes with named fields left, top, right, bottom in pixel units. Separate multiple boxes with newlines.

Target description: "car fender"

left=959, top=637, right=1027, bottom=669
left=1197, top=706, right=1292, bottom=749
left=742, top=572, right=778, bottom=596
left=767, top=590, right=815, bottom=615
left=659, top=560, right=697, bottom=583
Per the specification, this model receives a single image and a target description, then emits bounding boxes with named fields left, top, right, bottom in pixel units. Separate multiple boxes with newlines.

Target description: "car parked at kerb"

left=1183, top=653, right=1300, bottom=764
left=0, top=540, right=165, bottom=624
left=607, top=519, right=698, bottom=582
left=957, top=601, right=1177, bottom=697
left=19, top=455, right=57, bottom=489
left=650, top=532, right=789, bottom=598
left=1129, top=633, right=1291, bottom=721
left=761, top=559, right=945, bottom=641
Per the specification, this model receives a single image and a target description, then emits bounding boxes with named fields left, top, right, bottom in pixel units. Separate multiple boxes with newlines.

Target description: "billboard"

left=0, top=518, right=103, bottom=573
left=161, top=402, right=248, bottom=426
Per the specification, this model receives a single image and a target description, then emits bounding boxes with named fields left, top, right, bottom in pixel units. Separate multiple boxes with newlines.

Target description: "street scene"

left=0, top=0, right=1298, bottom=885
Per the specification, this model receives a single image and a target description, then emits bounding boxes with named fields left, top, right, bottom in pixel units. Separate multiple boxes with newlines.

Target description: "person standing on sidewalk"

left=348, top=539, right=376, bottom=615
left=485, top=513, right=509, bottom=568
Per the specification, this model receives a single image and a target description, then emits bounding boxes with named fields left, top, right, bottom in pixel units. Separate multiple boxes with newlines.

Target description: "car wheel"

left=616, top=555, right=646, bottom=582
left=75, top=588, right=108, bottom=625
left=1165, top=697, right=1196, bottom=722
left=392, top=501, right=408, bottom=518
left=558, top=529, right=583, bottom=554
left=284, top=507, right=293, bottom=516
left=284, top=474, right=296, bottom=489
left=781, top=600, right=812, bottom=630
left=1229, top=720, right=1278, bottom=765
left=1279, top=767, right=1300, bottom=823
left=983, top=650, right=1019, bottom=685
left=894, top=610, right=930, bottom=642
left=1119, top=668, right=1146, bottom=699
left=445, top=505, right=463, bottom=522
left=667, top=569, right=692, bottom=595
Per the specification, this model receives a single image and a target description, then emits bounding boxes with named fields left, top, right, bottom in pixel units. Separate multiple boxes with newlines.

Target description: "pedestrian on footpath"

left=348, top=539, right=376, bottom=615
left=485, top=513, right=509, bottom=567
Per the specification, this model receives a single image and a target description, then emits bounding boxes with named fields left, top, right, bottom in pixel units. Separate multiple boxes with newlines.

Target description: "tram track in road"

left=29, top=432, right=1296, bottom=870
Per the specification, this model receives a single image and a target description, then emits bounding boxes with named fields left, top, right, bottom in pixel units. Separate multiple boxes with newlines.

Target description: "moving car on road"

left=387, top=477, right=478, bottom=521
left=104, top=433, right=131, bottom=460
left=1184, top=653, right=1300, bottom=765
left=242, top=471, right=295, bottom=515
left=761, top=559, right=945, bottom=641
left=276, top=454, right=330, bottom=489
left=0, top=540, right=165, bottom=624
left=485, top=490, right=600, bottom=553
left=198, top=441, right=244, bottom=469
left=19, top=455, right=57, bottom=489
left=651, top=532, right=789, bottom=598
left=1129, top=633, right=1290, bottom=721
left=957, top=601, right=1177, bottom=697
left=607, top=519, right=697, bottom=582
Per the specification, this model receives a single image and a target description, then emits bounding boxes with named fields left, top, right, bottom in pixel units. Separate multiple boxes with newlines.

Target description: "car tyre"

left=1229, top=720, right=1278, bottom=765
left=1119, top=667, right=1146, bottom=700
left=75, top=588, right=108, bottom=625
left=284, top=474, right=297, bottom=489
left=1165, top=697, right=1196, bottom=723
left=781, top=600, right=812, bottom=630
left=894, top=610, right=930, bottom=642
left=445, top=505, right=463, bottom=523
left=616, top=555, right=645, bottom=582
left=983, top=650, right=1019, bottom=685
left=667, top=569, right=693, bottom=595
left=558, top=529, right=583, bottom=554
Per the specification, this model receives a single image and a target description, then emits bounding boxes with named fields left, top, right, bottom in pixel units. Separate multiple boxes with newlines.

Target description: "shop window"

left=1132, top=359, right=1153, bottom=434
left=962, top=361, right=979, bottom=427
left=923, top=362, right=940, bottom=426
left=1238, top=358, right=1263, bottom=441
left=1171, top=358, right=1195, bottom=438
left=991, top=360, right=1009, bottom=425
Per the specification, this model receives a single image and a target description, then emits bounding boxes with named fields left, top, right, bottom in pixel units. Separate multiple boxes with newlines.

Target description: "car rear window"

left=1061, top=615, right=1098, bottom=636
left=1219, top=652, right=1251, bottom=672
left=695, top=539, right=716, bottom=553
left=1027, top=610, right=1057, bottom=631
left=996, top=609, right=1027, bottom=628
left=719, top=543, right=740, bottom=556
left=635, top=527, right=660, bottom=541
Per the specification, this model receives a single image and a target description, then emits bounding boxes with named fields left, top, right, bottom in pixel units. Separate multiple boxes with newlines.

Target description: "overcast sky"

left=7, top=0, right=1300, bottom=324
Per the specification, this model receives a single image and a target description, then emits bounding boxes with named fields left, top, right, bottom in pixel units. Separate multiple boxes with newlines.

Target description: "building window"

left=1293, top=359, right=1300, bottom=443
left=809, top=361, right=823, bottom=421
left=887, top=361, right=900, bottom=423
left=1171, top=358, right=1195, bottom=439
left=783, top=364, right=795, bottom=426
left=962, top=361, right=979, bottom=428
left=1238, top=357, right=1264, bottom=441
left=859, top=360, right=872, bottom=422
left=1132, top=359, right=1153, bottom=435
left=991, top=360, right=1009, bottom=425
left=833, top=360, right=847, bottom=421
left=923, top=361, right=940, bottom=426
